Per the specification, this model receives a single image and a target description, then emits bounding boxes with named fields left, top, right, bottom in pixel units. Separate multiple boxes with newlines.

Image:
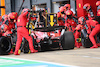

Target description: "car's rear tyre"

left=81, top=29, right=93, bottom=48
left=0, top=36, right=11, bottom=55
left=61, top=31, right=75, bottom=50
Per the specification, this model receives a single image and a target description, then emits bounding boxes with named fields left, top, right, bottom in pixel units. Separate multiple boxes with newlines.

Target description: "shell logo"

left=13, top=16, right=15, bottom=18
left=96, top=3, right=98, bottom=6
left=68, top=12, right=70, bottom=15
left=18, top=19, right=20, bottom=22
left=4, top=33, right=6, bottom=36
left=76, top=27, right=78, bottom=30
left=68, top=21, right=70, bottom=23
left=79, top=3, right=81, bottom=8
left=98, top=12, right=100, bottom=14
left=13, top=12, right=16, bottom=14
left=5, top=16, right=7, bottom=18
left=88, top=5, right=90, bottom=7
left=5, top=27, right=7, bottom=29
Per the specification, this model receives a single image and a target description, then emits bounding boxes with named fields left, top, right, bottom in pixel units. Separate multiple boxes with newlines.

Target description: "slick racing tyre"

left=0, top=36, right=11, bottom=55
left=61, top=31, right=75, bottom=50
left=81, top=29, right=93, bottom=48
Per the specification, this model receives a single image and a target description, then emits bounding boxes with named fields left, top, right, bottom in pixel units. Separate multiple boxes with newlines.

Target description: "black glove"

left=58, top=17, right=62, bottom=20
left=74, top=30, right=76, bottom=33
left=6, top=34, right=12, bottom=37
left=12, top=29, right=17, bottom=34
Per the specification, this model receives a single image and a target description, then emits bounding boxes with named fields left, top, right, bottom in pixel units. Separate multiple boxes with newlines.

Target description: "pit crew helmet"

left=97, top=5, right=100, bottom=11
left=1, top=24, right=9, bottom=33
left=96, top=1, right=100, bottom=7
left=78, top=16, right=85, bottom=24
left=60, top=6, right=66, bottom=14
left=2, top=14, right=8, bottom=22
left=83, top=3, right=91, bottom=11
left=65, top=10, right=73, bottom=15
left=22, top=8, right=30, bottom=14
left=8, top=12, right=18, bottom=20
left=97, top=10, right=100, bottom=16
left=64, top=4, right=71, bottom=10
left=65, top=10, right=73, bottom=19
left=22, top=8, right=30, bottom=17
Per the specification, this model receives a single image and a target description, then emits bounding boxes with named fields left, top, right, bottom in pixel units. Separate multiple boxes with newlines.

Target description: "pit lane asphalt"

left=2, top=47, right=100, bottom=67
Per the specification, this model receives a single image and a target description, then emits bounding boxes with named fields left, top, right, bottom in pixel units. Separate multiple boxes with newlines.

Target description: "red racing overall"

left=86, top=19, right=100, bottom=48
left=83, top=3, right=94, bottom=20
left=57, top=12, right=65, bottom=26
left=57, top=6, right=66, bottom=26
left=74, top=16, right=86, bottom=48
left=65, top=18, right=77, bottom=33
left=65, top=10, right=77, bottom=33
left=8, top=12, right=18, bottom=30
left=75, top=24, right=84, bottom=48
left=14, top=8, right=38, bottom=55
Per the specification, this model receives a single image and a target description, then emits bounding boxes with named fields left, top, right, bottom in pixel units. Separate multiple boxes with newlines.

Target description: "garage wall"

left=70, top=0, right=76, bottom=14
left=52, top=0, right=69, bottom=2
left=4, top=0, right=76, bottom=14
left=53, top=3, right=60, bottom=13
left=32, top=0, right=47, bottom=4
left=5, top=0, right=11, bottom=14
left=32, top=0, right=76, bottom=13
left=15, top=0, right=31, bottom=14
left=32, top=0, right=52, bottom=13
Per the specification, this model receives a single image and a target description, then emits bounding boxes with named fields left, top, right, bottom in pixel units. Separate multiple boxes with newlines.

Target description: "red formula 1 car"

left=22, top=13, right=75, bottom=53
left=22, top=25, right=75, bottom=53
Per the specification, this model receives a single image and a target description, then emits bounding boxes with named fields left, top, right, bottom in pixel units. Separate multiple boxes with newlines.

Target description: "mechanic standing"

left=65, top=10, right=77, bottom=33
left=57, top=6, right=66, bottom=26
left=83, top=3, right=94, bottom=20
left=14, top=8, right=38, bottom=55
left=96, top=1, right=100, bottom=11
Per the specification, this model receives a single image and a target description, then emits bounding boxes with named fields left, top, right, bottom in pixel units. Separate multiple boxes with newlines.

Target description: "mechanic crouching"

left=14, top=8, right=38, bottom=55
left=74, top=16, right=85, bottom=48
left=1, top=14, right=12, bottom=36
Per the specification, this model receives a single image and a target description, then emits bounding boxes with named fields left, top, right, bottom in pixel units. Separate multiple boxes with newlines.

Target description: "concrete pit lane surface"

left=1, top=47, right=100, bottom=67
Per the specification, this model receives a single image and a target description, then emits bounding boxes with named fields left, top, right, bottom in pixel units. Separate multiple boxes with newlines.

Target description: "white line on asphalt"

left=82, top=56, right=100, bottom=59
left=0, top=56, right=80, bottom=67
